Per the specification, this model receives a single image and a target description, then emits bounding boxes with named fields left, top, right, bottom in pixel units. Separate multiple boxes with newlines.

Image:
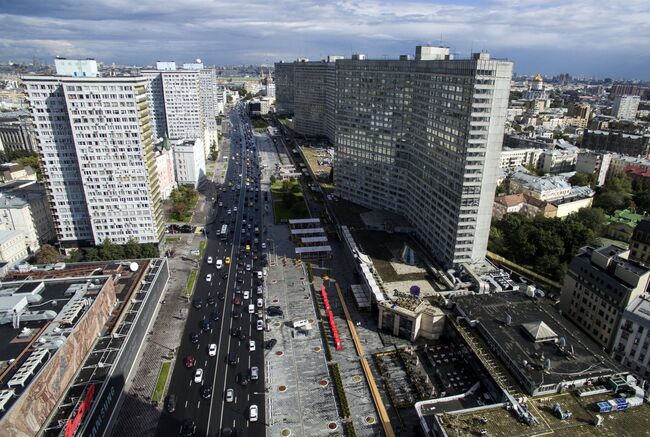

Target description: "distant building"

left=274, top=61, right=295, bottom=115
left=612, top=95, right=641, bottom=120
left=582, top=129, right=650, bottom=157
left=538, top=147, right=578, bottom=173
left=610, top=83, right=650, bottom=97
left=629, top=219, right=650, bottom=267
left=265, top=82, right=275, bottom=98
left=248, top=98, right=271, bottom=116
left=0, top=111, right=37, bottom=153
left=173, top=138, right=205, bottom=187
left=608, top=154, right=650, bottom=179
left=560, top=245, right=650, bottom=351
left=605, top=209, right=646, bottom=242
left=575, top=151, right=612, bottom=186
left=498, top=147, right=542, bottom=170
left=154, top=137, right=176, bottom=200
left=493, top=193, right=557, bottom=219
left=509, top=171, right=571, bottom=201
left=0, top=229, right=29, bottom=265
left=522, top=74, right=548, bottom=100
left=612, top=295, right=650, bottom=382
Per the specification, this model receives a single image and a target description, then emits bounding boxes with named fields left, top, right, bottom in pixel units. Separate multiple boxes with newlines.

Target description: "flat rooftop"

left=455, top=292, right=622, bottom=389
left=435, top=391, right=650, bottom=437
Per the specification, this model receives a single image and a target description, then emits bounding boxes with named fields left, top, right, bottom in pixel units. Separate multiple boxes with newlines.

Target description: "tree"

left=569, top=172, right=595, bottom=188
left=84, top=247, right=101, bottom=261
left=270, top=175, right=276, bottom=184
left=570, top=207, right=606, bottom=234
left=99, top=238, right=124, bottom=260
left=593, top=190, right=629, bottom=214
left=34, top=244, right=62, bottom=264
left=141, top=243, right=159, bottom=258
left=124, top=238, right=142, bottom=259
left=633, top=191, right=650, bottom=215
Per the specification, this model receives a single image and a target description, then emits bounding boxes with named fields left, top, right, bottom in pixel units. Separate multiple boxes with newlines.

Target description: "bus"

left=220, top=225, right=228, bottom=241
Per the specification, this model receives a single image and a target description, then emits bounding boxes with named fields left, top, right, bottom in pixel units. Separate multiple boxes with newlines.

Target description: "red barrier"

left=321, top=285, right=343, bottom=350
left=64, top=383, right=96, bottom=437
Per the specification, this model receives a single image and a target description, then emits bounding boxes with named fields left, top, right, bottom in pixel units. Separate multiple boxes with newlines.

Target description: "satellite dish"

left=129, top=262, right=138, bottom=272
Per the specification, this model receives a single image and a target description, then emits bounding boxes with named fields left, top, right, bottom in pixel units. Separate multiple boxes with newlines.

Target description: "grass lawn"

left=151, top=361, right=172, bottom=402
left=198, top=240, right=206, bottom=257
left=165, top=236, right=181, bottom=243
left=270, top=181, right=310, bottom=223
left=186, top=269, right=198, bottom=297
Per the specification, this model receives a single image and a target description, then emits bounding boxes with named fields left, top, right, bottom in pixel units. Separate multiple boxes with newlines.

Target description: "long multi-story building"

left=22, top=59, right=164, bottom=247
left=334, top=47, right=512, bottom=268
left=0, top=111, right=37, bottom=153
left=582, top=129, right=650, bottom=156
left=612, top=295, right=650, bottom=382
left=274, top=61, right=295, bottom=115
left=612, top=95, right=640, bottom=120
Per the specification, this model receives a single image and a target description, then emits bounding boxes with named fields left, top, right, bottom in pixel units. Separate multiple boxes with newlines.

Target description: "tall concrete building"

left=612, top=95, right=640, bottom=120
left=22, top=59, right=164, bottom=247
left=141, top=69, right=167, bottom=139
left=160, top=69, right=203, bottom=140
left=333, top=48, right=512, bottom=268
left=274, top=61, right=295, bottom=115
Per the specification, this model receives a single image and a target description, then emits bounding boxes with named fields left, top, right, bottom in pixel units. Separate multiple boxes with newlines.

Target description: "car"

left=221, top=272, right=228, bottom=280
left=201, top=387, right=212, bottom=399
left=208, top=343, right=217, bottom=356
left=226, top=388, right=234, bottom=402
left=207, top=296, right=216, bottom=306
left=194, top=368, right=203, bottom=384
left=245, top=245, right=251, bottom=251
left=192, top=298, right=202, bottom=309
left=233, top=309, right=241, bottom=319
left=166, top=394, right=177, bottom=413
left=217, top=292, right=225, bottom=301
left=256, top=286, right=263, bottom=295
left=216, top=259, right=223, bottom=269
left=232, top=326, right=242, bottom=338
left=207, top=256, right=213, bottom=264
left=234, top=296, right=242, bottom=306
left=256, top=319, right=265, bottom=331
left=265, top=339, right=277, bottom=350
left=245, top=264, right=251, bottom=271
left=248, top=304, right=254, bottom=314
left=190, top=332, right=200, bottom=344
left=250, top=366, right=259, bottom=380
left=233, top=207, right=238, bottom=212
left=205, top=274, right=212, bottom=282
left=184, top=355, right=196, bottom=368
left=227, top=209, right=232, bottom=215
left=201, top=319, right=211, bottom=332
left=249, top=340, right=256, bottom=351
left=179, top=419, right=196, bottom=436
left=257, top=298, right=264, bottom=308
left=225, top=256, right=231, bottom=264
left=249, top=405, right=258, bottom=422
left=221, top=428, right=237, bottom=437
left=243, top=290, right=250, bottom=299
left=228, top=352, right=237, bottom=365
left=210, top=310, right=220, bottom=321
left=256, top=271, right=263, bottom=279
left=237, top=372, right=249, bottom=386
left=267, top=307, right=283, bottom=316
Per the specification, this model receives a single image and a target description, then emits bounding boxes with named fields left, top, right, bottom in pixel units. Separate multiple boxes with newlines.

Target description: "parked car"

left=265, top=339, right=277, bottom=350
left=166, top=394, right=177, bottom=413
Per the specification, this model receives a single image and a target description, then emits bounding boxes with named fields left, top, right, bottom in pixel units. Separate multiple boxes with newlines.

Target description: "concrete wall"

left=1, top=279, right=116, bottom=437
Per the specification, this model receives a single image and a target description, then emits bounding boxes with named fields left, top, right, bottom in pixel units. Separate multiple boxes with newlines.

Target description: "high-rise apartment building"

left=274, top=61, right=295, bottom=115
left=612, top=95, right=640, bottom=120
left=160, top=69, right=203, bottom=139
left=334, top=48, right=511, bottom=268
left=23, top=59, right=164, bottom=247
left=141, top=69, right=167, bottom=139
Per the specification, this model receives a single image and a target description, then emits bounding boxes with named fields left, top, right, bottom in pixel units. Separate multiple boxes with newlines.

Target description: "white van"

left=216, top=259, right=223, bottom=269
left=291, top=319, right=309, bottom=328
left=256, top=271, right=263, bottom=280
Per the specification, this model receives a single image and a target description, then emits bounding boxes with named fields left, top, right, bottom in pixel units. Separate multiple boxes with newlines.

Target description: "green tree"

left=270, top=175, right=276, bottom=184
left=569, top=172, right=595, bottom=188
left=34, top=244, right=62, bottom=264
left=282, top=180, right=290, bottom=192
left=124, top=238, right=142, bottom=259
left=99, top=238, right=124, bottom=260
left=633, top=191, right=650, bottom=215
left=141, top=243, right=159, bottom=258
left=67, top=249, right=83, bottom=263
left=570, top=207, right=606, bottom=234
left=606, top=174, right=633, bottom=193
left=84, top=247, right=100, bottom=261
left=593, top=190, right=630, bottom=214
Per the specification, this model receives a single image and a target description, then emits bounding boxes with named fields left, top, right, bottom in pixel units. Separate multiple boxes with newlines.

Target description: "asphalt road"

left=157, top=102, right=268, bottom=437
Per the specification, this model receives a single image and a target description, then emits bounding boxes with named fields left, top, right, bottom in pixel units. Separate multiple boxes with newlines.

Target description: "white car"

left=208, top=344, right=217, bottom=357
left=248, top=303, right=255, bottom=314
left=216, top=259, right=223, bottom=269
left=257, top=298, right=264, bottom=308
left=243, top=290, right=250, bottom=300
left=227, top=209, right=232, bottom=215
left=256, top=271, right=263, bottom=279
left=206, top=274, right=212, bottom=282
left=246, top=264, right=251, bottom=271
left=207, top=256, right=213, bottom=264
left=249, top=340, right=256, bottom=351
left=250, top=366, right=259, bottom=380
left=256, top=320, right=264, bottom=331
left=226, top=388, right=234, bottom=402
left=233, top=207, right=238, bottom=212
left=256, top=286, right=263, bottom=295
left=249, top=404, right=258, bottom=422
left=194, top=368, right=203, bottom=384
left=261, top=243, right=266, bottom=249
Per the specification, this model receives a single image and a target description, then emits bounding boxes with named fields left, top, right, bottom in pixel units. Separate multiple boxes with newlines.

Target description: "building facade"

left=560, top=245, right=650, bottom=351
left=612, top=295, right=650, bottom=382
left=334, top=48, right=512, bottom=268
left=576, top=151, right=612, bottom=186
left=629, top=219, right=650, bottom=267
left=0, top=111, right=37, bottom=153
left=173, top=138, right=206, bottom=187
left=274, top=61, right=295, bottom=115
left=582, top=130, right=650, bottom=156
left=23, top=60, right=164, bottom=247
left=154, top=138, right=176, bottom=200
left=498, top=147, right=542, bottom=170
left=0, top=229, right=29, bottom=264
left=612, top=95, right=640, bottom=120
left=160, top=69, right=203, bottom=140
left=0, top=180, right=55, bottom=245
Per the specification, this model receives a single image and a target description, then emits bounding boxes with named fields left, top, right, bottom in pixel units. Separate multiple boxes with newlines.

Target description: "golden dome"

left=533, top=74, right=543, bottom=82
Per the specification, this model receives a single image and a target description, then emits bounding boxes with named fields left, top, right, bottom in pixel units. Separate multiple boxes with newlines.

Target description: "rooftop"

left=454, top=292, right=623, bottom=389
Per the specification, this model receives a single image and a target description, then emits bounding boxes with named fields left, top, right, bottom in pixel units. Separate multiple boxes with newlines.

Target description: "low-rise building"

left=0, top=229, right=29, bottom=265
left=624, top=165, right=650, bottom=189
left=604, top=209, right=646, bottom=242
left=0, top=111, right=37, bottom=153
left=493, top=193, right=557, bottom=219
left=576, top=151, right=612, bottom=186
left=538, top=147, right=578, bottom=174
left=499, top=147, right=542, bottom=170
left=510, top=171, right=571, bottom=201
left=612, top=295, right=650, bottom=382
left=0, top=163, right=37, bottom=183
left=582, top=129, right=650, bottom=156
left=560, top=245, right=650, bottom=351
left=173, top=138, right=206, bottom=187
left=248, top=98, right=271, bottom=116
left=0, top=180, right=54, bottom=245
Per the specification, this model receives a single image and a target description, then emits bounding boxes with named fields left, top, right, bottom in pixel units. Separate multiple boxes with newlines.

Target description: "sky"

left=0, top=0, right=649, bottom=80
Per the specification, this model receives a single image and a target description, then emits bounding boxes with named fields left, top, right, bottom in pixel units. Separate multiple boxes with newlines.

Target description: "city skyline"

left=1, top=0, right=649, bottom=80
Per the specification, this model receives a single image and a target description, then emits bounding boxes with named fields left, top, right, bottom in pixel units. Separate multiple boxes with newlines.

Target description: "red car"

left=234, top=296, right=242, bottom=306
left=184, top=355, right=196, bottom=368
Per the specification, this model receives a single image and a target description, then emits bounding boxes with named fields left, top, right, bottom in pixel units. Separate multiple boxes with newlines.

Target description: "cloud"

left=0, top=0, right=648, bottom=78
